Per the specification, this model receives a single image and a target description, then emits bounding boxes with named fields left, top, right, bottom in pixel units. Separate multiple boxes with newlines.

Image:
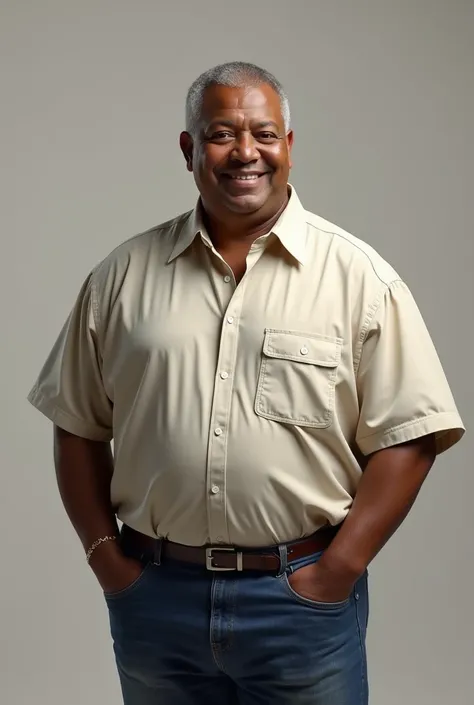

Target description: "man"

left=28, top=61, right=464, bottom=704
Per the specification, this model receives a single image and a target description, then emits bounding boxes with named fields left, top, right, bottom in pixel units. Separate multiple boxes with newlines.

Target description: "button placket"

left=205, top=279, right=247, bottom=544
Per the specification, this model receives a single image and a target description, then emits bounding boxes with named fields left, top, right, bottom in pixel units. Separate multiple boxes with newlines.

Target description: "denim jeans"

left=105, top=545, right=369, bottom=704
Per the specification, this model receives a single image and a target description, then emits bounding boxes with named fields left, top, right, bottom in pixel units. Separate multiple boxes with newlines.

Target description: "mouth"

left=224, top=173, right=262, bottom=181
left=219, top=172, right=270, bottom=190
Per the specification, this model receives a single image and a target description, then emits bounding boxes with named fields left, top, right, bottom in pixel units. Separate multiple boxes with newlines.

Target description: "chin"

left=223, top=194, right=267, bottom=214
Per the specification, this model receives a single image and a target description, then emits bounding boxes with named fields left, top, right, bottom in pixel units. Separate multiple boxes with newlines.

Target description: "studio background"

left=1, top=1, right=472, bottom=703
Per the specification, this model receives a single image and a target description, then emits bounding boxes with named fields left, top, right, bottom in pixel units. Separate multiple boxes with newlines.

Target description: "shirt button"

left=214, top=427, right=223, bottom=436
left=227, top=316, right=234, bottom=324
left=224, top=275, right=231, bottom=283
left=300, top=346, right=309, bottom=355
left=211, top=485, right=220, bottom=494
left=220, top=371, right=229, bottom=380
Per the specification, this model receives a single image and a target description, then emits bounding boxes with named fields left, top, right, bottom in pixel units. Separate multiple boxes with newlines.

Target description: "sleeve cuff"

left=357, top=412, right=465, bottom=456
left=27, top=390, right=113, bottom=442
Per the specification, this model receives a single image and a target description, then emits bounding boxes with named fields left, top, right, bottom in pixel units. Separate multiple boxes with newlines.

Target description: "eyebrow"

left=252, top=120, right=280, bottom=130
left=205, top=119, right=281, bottom=131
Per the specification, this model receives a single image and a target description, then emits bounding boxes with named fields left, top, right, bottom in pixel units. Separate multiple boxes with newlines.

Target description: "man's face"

left=180, top=83, right=293, bottom=218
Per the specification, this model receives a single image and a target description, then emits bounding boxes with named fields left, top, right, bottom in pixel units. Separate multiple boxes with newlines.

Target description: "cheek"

left=263, top=147, right=289, bottom=172
left=196, top=146, right=226, bottom=176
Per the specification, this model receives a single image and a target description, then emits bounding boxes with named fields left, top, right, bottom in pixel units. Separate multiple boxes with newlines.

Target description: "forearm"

left=54, top=425, right=145, bottom=592
left=53, top=425, right=120, bottom=561
left=318, top=435, right=436, bottom=581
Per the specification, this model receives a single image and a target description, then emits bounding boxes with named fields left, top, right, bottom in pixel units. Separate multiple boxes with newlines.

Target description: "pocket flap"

left=262, top=329, right=342, bottom=367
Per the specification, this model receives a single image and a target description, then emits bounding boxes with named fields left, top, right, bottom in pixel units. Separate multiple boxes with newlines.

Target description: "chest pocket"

left=255, top=329, right=342, bottom=428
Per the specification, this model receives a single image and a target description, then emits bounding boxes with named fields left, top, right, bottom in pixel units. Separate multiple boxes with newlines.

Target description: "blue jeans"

left=105, top=545, right=369, bottom=704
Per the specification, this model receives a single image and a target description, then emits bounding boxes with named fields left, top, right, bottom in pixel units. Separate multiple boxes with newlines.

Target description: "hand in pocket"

left=93, top=553, right=147, bottom=595
left=288, top=561, right=354, bottom=604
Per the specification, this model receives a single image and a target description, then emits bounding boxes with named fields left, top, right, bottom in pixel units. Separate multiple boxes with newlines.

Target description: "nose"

left=231, top=131, right=260, bottom=163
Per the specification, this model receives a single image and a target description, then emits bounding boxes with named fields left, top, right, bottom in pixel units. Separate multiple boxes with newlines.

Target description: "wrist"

left=87, top=539, right=124, bottom=575
left=85, top=534, right=118, bottom=564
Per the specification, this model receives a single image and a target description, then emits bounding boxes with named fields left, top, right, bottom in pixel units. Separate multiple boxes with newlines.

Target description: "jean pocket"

left=278, top=571, right=352, bottom=611
left=104, top=561, right=153, bottom=601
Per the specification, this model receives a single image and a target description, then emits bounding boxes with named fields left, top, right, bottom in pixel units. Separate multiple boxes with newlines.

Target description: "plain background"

left=1, top=1, right=473, bottom=703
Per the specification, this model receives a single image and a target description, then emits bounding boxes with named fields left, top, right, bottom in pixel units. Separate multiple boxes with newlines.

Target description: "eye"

left=256, top=132, right=279, bottom=142
left=208, top=131, right=234, bottom=142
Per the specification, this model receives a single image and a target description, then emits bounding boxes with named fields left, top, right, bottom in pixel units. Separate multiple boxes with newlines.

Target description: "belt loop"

left=276, top=543, right=288, bottom=577
left=152, top=537, right=163, bottom=565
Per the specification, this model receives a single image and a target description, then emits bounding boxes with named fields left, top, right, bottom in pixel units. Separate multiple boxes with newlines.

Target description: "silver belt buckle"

left=206, top=547, right=243, bottom=571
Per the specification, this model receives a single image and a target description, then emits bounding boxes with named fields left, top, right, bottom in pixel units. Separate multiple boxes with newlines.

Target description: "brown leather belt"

left=121, top=524, right=340, bottom=573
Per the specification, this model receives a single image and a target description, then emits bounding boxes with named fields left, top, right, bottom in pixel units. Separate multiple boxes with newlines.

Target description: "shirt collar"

left=167, top=184, right=309, bottom=265
left=270, top=185, right=309, bottom=265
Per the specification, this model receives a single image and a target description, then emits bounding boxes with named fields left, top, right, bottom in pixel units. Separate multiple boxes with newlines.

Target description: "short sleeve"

left=355, top=279, right=464, bottom=456
left=27, top=273, right=113, bottom=441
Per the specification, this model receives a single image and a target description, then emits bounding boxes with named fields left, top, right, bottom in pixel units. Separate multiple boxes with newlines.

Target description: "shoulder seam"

left=305, top=219, right=395, bottom=286
left=89, top=210, right=193, bottom=330
left=353, top=277, right=404, bottom=376
left=93, top=210, right=193, bottom=269
left=90, top=277, right=101, bottom=331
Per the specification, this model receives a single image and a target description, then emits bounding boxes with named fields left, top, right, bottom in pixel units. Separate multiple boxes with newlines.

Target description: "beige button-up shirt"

left=28, top=187, right=464, bottom=547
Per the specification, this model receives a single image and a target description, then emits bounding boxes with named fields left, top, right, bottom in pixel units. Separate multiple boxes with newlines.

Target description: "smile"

left=219, top=172, right=269, bottom=193
left=230, top=175, right=260, bottom=181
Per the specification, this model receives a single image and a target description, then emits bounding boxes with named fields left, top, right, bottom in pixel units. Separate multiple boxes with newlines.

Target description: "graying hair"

left=185, top=61, right=291, bottom=135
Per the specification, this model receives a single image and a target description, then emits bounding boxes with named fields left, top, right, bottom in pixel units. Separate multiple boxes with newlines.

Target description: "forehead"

left=198, top=84, right=283, bottom=126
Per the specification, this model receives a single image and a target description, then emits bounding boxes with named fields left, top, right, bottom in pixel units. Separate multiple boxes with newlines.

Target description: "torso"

left=89, top=196, right=402, bottom=546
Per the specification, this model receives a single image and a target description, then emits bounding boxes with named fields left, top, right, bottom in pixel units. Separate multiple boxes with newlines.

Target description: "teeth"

left=231, top=175, right=259, bottom=180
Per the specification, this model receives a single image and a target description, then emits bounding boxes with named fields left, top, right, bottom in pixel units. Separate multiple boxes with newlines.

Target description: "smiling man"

left=179, top=78, right=294, bottom=281
left=28, top=62, right=464, bottom=704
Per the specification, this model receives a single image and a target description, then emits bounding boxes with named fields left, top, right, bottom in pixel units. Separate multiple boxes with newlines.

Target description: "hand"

left=288, top=560, right=356, bottom=604
left=89, top=547, right=146, bottom=595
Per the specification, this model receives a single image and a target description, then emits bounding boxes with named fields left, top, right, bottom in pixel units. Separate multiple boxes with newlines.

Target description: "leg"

left=117, top=666, right=235, bottom=705
left=225, top=553, right=369, bottom=705
left=105, top=559, right=237, bottom=705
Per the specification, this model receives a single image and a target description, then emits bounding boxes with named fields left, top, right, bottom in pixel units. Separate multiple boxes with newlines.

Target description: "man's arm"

left=54, top=425, right=143, bottom=593
left=308, top=434, right=436, bottom=601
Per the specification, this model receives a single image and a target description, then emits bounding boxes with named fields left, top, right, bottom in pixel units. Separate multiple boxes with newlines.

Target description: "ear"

left=179, top=131, right=194, bottom=172
left=286, top=130, right=294, bottom=169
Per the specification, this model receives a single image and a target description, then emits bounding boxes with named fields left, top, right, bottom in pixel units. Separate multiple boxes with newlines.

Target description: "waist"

left=120, top=523, right=341, bottom=573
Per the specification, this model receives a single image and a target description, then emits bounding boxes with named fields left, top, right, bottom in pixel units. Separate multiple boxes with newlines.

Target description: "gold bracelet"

left=85, top=535, right=117, bottom=563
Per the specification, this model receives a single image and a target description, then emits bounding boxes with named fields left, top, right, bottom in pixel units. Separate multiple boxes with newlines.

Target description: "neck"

left=202, top=191, right=289, bottom=251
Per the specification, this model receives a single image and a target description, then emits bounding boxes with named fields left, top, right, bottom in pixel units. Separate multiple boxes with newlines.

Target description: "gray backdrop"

left=1, top=1, right=472, bottom=703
